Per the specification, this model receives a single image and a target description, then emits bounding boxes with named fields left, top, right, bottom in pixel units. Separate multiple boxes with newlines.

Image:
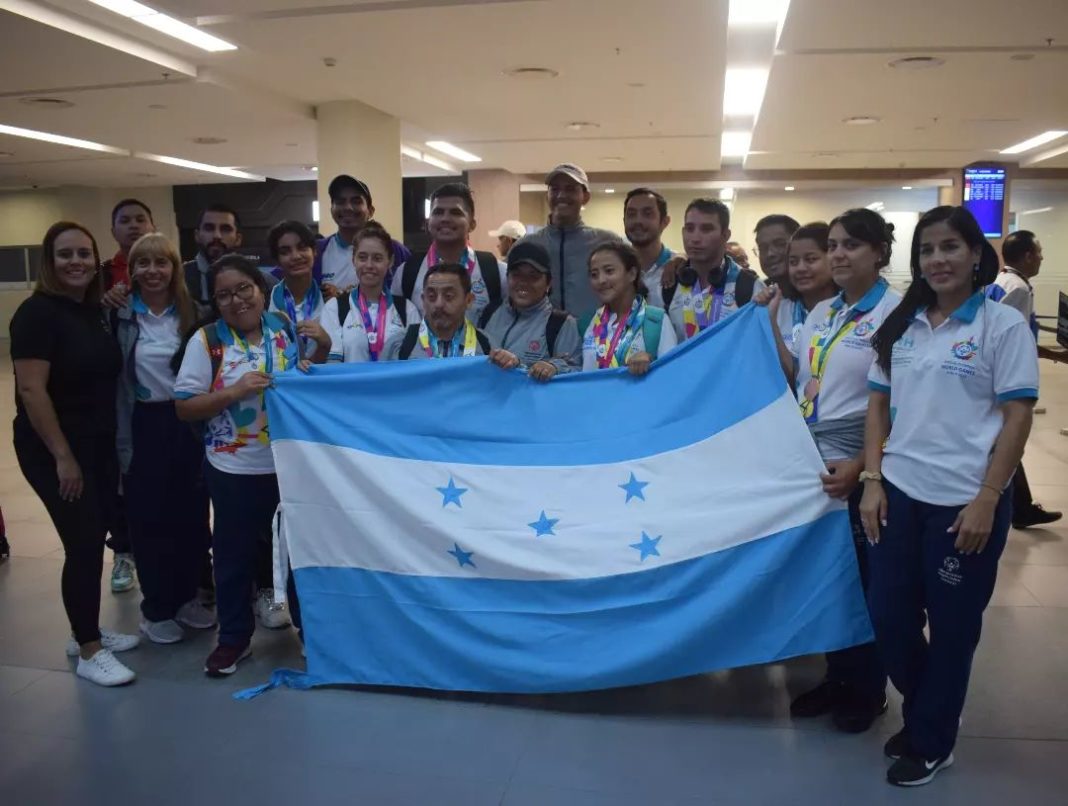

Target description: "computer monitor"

left=962, top=165, right=1007, bottom=238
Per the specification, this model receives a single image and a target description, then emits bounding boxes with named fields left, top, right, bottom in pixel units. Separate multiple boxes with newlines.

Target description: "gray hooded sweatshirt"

left=518, top=220, right=620, bottom=318
left=482, top=297, right=581, bottom=374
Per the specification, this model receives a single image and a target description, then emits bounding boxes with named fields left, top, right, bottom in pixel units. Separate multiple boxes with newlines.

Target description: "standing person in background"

left=184, top=204, right=245, bottom=306
left=863, top=206, right=1038, bottom=787
left=175, top=256, right=301, bottom=677
left=115, top=233, right=215, bottom=645
left=394, top=183, right=507, bottom=326
left=667, top=198, right=764, bottom=342
left=488, top=220, right=526, bottom=259
left=725, top=241, right=750, bottom=270
left=100, top=199, right=155, bottom=594
left=11, top=221, right=139, bottom=686
left=754, top=214, right=801, bottom=288
left=315, top=174, right=411, bottom=297
left=517, top=164, right=619, bottom=319
left=623, top=188, right=686, bottom=309
left=759, top=209, right=900, bottom=735
left=989, top=230, right=1062, bottom=529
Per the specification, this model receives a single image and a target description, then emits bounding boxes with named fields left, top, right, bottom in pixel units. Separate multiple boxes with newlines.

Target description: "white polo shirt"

left=791, top=279, right=901, bottom=425
left=581, top=302, right=677, bottom=371
left=267, top=281, right=337, bottom=358
left=640, top=245, right=677, bottom=309
left=390, top=247, right=507, bottom=325
left=990, top=267, right=1038, bottom=338
left=320, top=235, right=357, bottom=292
left=776, top=297, right=810, bottom=360
left=321, top=290, right=420, bottom=362
left=131, top=295, right=181, bottom=402
left=868, top=293, right=1039, bottom=506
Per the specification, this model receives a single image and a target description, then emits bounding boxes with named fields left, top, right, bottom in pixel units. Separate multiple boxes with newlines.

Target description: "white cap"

left=489, top=220, right=526, bottom=240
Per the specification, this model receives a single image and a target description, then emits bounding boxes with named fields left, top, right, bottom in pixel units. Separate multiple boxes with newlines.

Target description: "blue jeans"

left=867, top=480, right=1011, bottom=758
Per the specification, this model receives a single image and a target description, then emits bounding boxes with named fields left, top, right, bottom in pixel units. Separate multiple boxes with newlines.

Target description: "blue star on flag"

left=619, top=472, right=649, bottom=503
left=528, top=511, right=559, bottom=537
left=447, top=543, right=476, bottom=568
left=436, top=477, right=468, bottom=508
left=629, top=531, right=661, bottom=561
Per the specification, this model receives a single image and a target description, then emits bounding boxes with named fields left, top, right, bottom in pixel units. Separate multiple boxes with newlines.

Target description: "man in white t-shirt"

left=990, top=230, right=1062, bottom=529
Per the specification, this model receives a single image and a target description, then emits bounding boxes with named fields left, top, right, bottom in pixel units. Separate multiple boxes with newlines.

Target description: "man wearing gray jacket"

left=483, top=241, right=582, bottom=381
left=518, top=163, right=619, bottom=319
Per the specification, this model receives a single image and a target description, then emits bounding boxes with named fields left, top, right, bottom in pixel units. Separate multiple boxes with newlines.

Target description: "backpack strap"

left=401, top=253, right=426, bottom=301
left=475, top=251, right=502, bottom=305
left=398, top=324, right=421, bottom=360
left=734, top=268, right=758, bottom=306
left=393, top=296, right=408, bottom=326
left=477, top=299, right=502, bottom=329
left=336, top=290, right=351, bottom=325
left=545, top=309, right=569, bottom=356
left=641, top=307, right=665, bottom=360
left=475, top=329, right=492, bottom=355
left=577, top=309, right=595, bottom=338
left=203, top=324, right=224, bottom=387
left=662, top=282, right=678, bottom=309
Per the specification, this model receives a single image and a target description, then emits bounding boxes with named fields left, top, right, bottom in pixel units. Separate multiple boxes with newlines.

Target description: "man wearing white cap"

left=517, top=163, right=620, bottom=319
left=489, top=220, right=526, bottom=259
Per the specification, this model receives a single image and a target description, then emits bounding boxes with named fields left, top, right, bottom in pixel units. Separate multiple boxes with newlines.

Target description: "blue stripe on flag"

left=266, top=304, right=785, bottom=466
left=290, top=510, right=871, bottom=693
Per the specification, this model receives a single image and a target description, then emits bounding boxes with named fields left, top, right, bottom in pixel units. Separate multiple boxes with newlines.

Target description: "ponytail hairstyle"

left=873, top=205, right=999, bottom=374
left=828, top=208, right=895, bottom=270
left=589, top=240, right=650, bottom=300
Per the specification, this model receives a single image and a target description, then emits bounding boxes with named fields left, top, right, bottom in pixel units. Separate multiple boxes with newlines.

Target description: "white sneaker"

left=176, top=599, right=217, bottom=630
left=254, top=589, right=291, bottom=630
left=65, top=629, right=140, bottom=657
left=140, top=619, right=185, bottom=644
left=76, top=649, right=136, bottom=686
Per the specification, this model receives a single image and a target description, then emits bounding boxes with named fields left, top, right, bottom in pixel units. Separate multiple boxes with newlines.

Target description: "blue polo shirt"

left=868, top=293, right=1039, bottom=506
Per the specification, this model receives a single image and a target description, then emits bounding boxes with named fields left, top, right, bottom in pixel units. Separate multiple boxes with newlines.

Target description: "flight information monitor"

left=963, top=165, right=1007, bottom=238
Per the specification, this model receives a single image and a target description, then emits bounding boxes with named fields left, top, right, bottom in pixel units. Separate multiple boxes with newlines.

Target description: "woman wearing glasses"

left=175, top=255, right=299, bottom=678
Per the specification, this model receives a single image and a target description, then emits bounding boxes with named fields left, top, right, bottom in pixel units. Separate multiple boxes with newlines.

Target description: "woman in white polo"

left=861, top=206, right=1039, bottom=788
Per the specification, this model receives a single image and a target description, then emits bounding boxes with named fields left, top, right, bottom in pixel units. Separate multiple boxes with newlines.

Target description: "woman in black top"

left=10, top=221, right=139, bottom=687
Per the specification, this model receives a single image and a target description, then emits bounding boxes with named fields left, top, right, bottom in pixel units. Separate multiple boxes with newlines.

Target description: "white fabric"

left=134, top=307, right=181, bottom=402
left=992, top=268, right=1034, bottom=322
left=869, top=298, right=1039, bottom=506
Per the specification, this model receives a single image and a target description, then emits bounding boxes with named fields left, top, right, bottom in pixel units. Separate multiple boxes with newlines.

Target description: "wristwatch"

left=858, top=471, right=883, bottom=483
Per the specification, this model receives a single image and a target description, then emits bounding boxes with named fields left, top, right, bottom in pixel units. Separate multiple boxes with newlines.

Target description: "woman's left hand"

left=948, top=489, right=999, bottom=554
left=626, top=351, right=653, bottom=376
left=820, top=458, right=863, bottom=500
left=297, top=319, right=330, bottom=350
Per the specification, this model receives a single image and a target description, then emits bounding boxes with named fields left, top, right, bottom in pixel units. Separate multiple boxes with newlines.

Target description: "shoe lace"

left=92, top=650, right=123, bottom=672
left=258, top=590, right=285, bottom=612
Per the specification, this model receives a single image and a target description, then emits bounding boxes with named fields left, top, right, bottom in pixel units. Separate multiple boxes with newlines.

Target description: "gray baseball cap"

left=545, top=163, right=589, bottom=189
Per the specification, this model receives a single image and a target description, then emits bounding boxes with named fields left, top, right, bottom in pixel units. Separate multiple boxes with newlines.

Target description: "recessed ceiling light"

left=426, top=141, right=482, bottom=163
left=723, top=67, right=770, bottom=117
left=719, top=187, right=735, bottom=201
left=1010, top=53, right=1035, bottom=61
left=902, top=185, right=913, bottom=190
left=888, top=56, right=945, bottom=70
left=601, top=156, right=624, bottom=163
left=503, top=66, right=559, bottom=80
left=285, top=142, right=298, bottom=147
left=843, top=116, right=880, bottom=126
left=0, top=123, right=128, bottom=155
left=566, top=121, right=600, bottom=131
left=604, top=188, right=616, bottom=194
left=191, top=136, right=227, bottom=145
left=19, top=97, right=74, bottom=109
left=85, top=0, right=236, bottom=52
left=1000, top=130, right=1068, bottom=154
left=784, top=186, right=795, bottom=192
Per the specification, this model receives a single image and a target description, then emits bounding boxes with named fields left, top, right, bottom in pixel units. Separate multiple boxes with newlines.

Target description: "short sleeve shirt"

left=322, top=291, right=420, bottom=362
left=130, top=294, right=181, bottom=402
left=319, top=235, right=358, bottom=292
left=868, top=294, right=1039, bottom=506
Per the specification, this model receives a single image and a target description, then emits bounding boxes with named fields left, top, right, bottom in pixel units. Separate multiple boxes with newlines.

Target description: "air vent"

left=888, top=56, right=945, bottom=70
left=19, top=97, right=74, bottom=109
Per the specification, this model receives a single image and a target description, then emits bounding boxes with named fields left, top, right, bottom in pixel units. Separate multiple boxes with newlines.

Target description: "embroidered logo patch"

left=951, top=337, right=978, bottom=361
left=938, top=555, right=962, bottom=586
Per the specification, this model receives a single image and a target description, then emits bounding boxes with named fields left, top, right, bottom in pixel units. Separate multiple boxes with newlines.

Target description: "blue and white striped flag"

left=252, top=305, right=872, bottom=696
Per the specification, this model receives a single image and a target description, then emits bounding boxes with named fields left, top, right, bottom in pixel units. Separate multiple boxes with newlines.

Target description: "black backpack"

left=335, top=292, right=408, bottom=329
left=401, top=251, right=502, bottom=306
left=477, top=302, right=570, bottom=357
left=398, top=325, right=491, bottom=360
left=662, top=266, right=758, bottom=309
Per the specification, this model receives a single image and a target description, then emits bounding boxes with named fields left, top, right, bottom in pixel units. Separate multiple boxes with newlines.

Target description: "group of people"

left=7, top=159, right=1060, bottom=789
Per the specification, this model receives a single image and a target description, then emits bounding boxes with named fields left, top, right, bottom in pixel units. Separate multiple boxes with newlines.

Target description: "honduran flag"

left=242, top=305, right=872, bottom=697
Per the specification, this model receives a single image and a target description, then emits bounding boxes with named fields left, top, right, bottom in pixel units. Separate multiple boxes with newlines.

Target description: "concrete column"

left=467, top=169, right=522, bottom=253
left=316, top=100, right=402, bottom=237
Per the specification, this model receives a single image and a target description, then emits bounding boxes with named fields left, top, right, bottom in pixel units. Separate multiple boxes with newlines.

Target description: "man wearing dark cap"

left=315, top=174, right=411, bottom=297
left=517, top=163, right=619, bottom=319
left=483, top=240, right=582, bottom=380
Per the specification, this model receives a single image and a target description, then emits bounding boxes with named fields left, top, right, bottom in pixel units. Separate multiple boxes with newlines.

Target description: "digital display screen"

left=962, top=166, right=1007, bottom=238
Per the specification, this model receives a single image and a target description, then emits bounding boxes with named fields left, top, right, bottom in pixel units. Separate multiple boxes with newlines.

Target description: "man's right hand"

left=101, top=283, right=130, bottom=310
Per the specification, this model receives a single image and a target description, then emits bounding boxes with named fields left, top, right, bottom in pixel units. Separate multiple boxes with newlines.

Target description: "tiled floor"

left=1, top=348, right=1066, bottom=805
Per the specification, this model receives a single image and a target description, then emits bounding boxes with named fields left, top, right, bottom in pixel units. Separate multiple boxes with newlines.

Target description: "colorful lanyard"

left=591, top=298, right=645, bottom=368
left=648, top=245, right=673, bottom=273
left=417, top=319, right=478, bottom=357
left=355, top=289, right=390, bottom=361
left=792, top=300, right=808, bottom=328
left=681, top=279, right=725, bottom=338
left=427, top=243, right=477, bottom=276
left=229, top=320, right=276, bottom=374
left=273, top=282, right=320, bottom=354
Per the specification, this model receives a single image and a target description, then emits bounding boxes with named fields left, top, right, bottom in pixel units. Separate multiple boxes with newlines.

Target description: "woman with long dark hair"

left=861, top=206, right=1038, bottom=787
left=11, top=222, right=138, bottom=686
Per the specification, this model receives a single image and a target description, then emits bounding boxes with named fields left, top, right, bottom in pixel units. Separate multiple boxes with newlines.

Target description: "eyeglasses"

left=214, top=282, right=257, bottom=306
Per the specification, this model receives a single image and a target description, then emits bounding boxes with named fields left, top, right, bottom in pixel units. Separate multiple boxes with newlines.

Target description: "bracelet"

left=980, top=482, right=1001, bottom=495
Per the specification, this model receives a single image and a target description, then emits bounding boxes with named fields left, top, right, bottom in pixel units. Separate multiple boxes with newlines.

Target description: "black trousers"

left=1012, top=463, right=1033, bottom=514
left=15, top=429, right=117, bottom=645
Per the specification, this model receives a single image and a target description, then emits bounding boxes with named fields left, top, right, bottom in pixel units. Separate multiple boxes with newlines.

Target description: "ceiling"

left=0, top=0, right=1065, bottom=189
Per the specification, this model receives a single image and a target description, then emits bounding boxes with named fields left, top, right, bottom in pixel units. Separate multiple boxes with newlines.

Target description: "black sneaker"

left=887, top=753, right=954, bottom=787
left=1012, top=504, right=1063, bottom=529
left=832, top=690, right=887, bottom=733
left=884, top=729, right=910, bottom=760
left=790, top=680, right=845, bottom=718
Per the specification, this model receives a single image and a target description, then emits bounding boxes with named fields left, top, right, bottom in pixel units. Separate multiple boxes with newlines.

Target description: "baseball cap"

left=489, top=220, right=527, bottom=240
left=545, top=163, right=589, bottom=189
left=327, top=174, right=372, bottom=205
left=507, top=241, right=551, bottom=275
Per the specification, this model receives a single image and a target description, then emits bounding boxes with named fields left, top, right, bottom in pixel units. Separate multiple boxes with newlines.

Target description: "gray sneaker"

left=140, top=619, right=185, bottom=644
left=176, top=599, right=217, bottom=630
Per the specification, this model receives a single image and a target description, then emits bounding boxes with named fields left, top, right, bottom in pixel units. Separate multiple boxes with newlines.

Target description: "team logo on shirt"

left=853, top=319, right=874, bottom=338
left=951, top=337, right=978, bottom=361
left=723, top=292, right=735, bottom=307
left=471, top=279, right=486, bottom=296
left=528, top=339, right=542, bottom=353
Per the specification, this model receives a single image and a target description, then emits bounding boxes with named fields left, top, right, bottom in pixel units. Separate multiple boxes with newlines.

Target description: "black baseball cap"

left=507, top=240, right=551, bottom=275
left=327, top=174, right=372, bottom=205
